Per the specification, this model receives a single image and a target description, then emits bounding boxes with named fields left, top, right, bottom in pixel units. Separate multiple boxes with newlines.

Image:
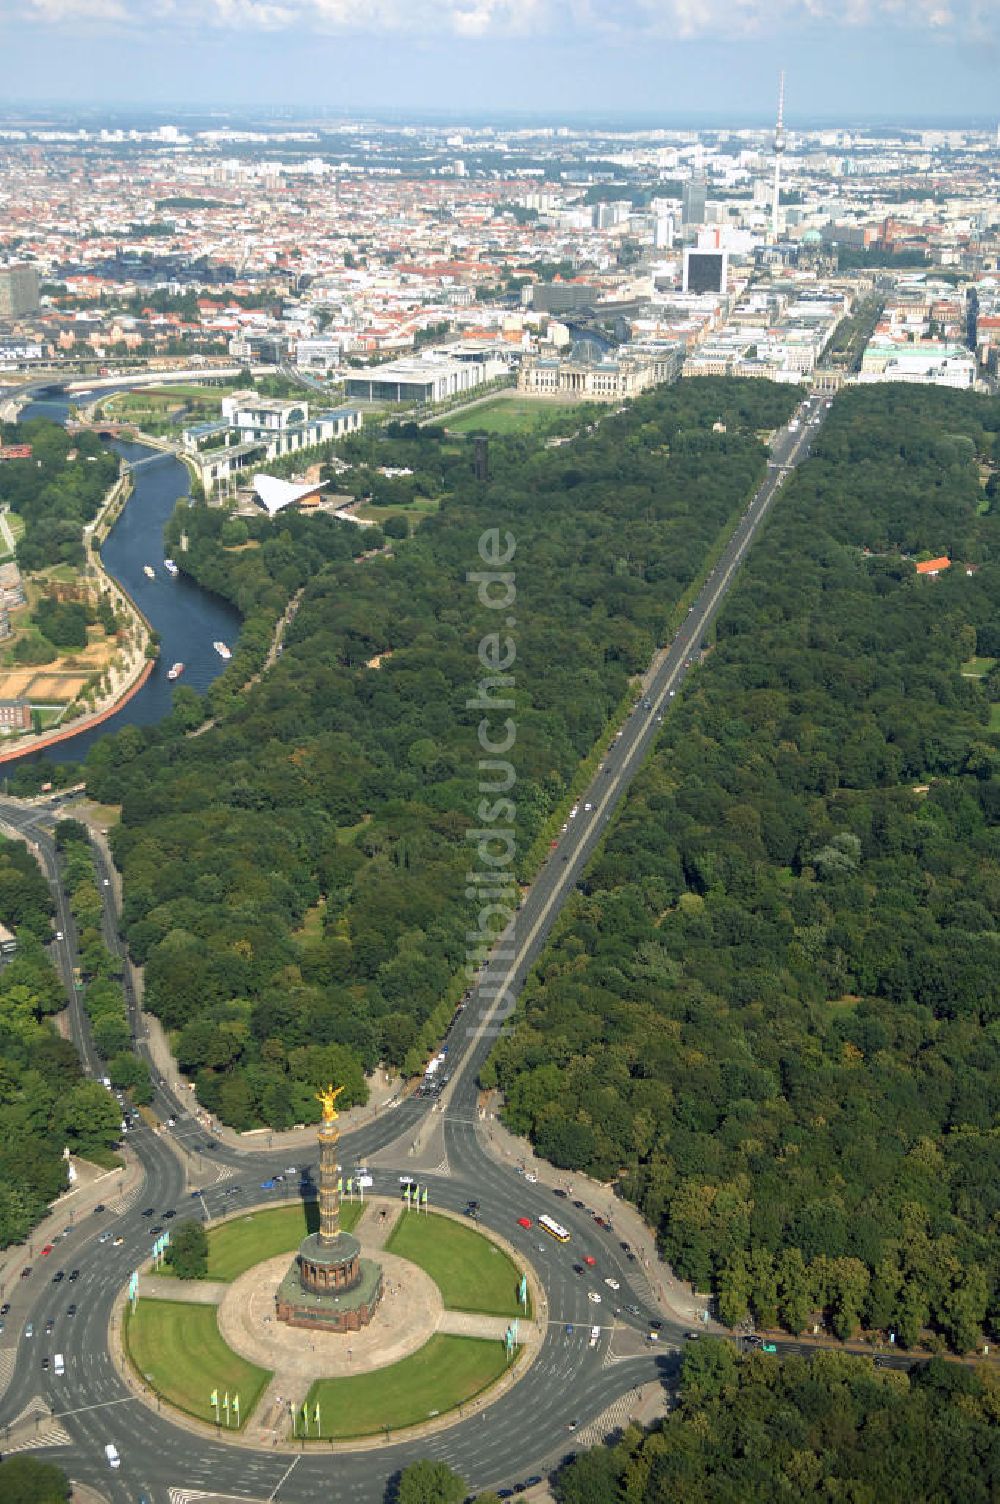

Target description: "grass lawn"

left=447, top=398, right=579, bottom=435
left=305, top=1335, right=515, bottom=1438
left=962, top=656, right=997, bottom=677
left=125, top=1299, right=269, bottom=1427
left=205, top=1200, right=361, bottom=1281
left=990, top=704, right=1000, bottom=732
left=386, top=1212, right=528, bottom=1317
left=293, top=898, right=326, bottom=941
left=355, top=497, right=440, bottom=527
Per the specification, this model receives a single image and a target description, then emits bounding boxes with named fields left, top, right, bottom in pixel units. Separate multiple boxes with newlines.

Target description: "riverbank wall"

left=0, top=465, right=156, bottom=765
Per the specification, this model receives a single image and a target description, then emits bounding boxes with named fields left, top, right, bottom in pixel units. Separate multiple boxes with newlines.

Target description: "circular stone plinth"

left=217, top=1250, right=443, bottom=1378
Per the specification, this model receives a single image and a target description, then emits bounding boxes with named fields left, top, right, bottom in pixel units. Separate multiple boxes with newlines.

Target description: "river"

left=15, top=392, right=241, bottom=763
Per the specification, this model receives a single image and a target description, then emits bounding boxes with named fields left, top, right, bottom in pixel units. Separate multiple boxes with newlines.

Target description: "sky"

left=1, top=0, right=998, bottom=121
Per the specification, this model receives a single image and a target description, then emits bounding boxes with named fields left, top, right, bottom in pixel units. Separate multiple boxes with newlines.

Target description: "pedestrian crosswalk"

left=0, top=1345, right=17, bottom=1402
left=1, top=1419, right=72, bottom=1454
left=168, top=1490, right=260, bottom=1504
left=1, top=1398, right=71, bottom=1455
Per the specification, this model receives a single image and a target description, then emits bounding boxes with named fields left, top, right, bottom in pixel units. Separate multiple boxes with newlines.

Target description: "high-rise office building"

left=682, top=175, right=708, bottom=227
left=0, top=265, right=40, bottom=320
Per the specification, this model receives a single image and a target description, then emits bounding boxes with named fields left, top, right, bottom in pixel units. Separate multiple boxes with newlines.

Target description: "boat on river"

left=213, top=640, right=232, bottom=660
left=167, top=662, right=184, bottom=681
left=163, top=558, right=179, bottom=577
left=143, top=565, right=155, bottom=579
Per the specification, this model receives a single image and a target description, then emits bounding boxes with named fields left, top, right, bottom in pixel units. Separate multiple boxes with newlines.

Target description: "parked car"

left=516, top=1217, right=532, bottom=1229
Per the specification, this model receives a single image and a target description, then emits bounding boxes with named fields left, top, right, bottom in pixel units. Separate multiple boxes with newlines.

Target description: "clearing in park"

left=304, top=1334, right=514, bottom=1438
left=446, top=398, right=581, bottom=435
left=387, top=1212, right=528, bottom=1317
left=125, top=1299, right=269, bottom=1427
left=204, top=1201, right=362, bottom=1282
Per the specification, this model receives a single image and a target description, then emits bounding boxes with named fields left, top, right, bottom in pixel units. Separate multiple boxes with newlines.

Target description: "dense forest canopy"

left=65, top=378, right=796, bottom=1131
left=0, top=836, right=121, bottom=1248
left=485, top=385, right=1000, bottom=1351
left=0, top=419, right=119, bottom=573
left=555, top=1342, right=1000, bottom=1504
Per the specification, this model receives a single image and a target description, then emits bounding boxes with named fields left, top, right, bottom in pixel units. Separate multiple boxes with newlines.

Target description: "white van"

left=104, top=1442, right=120, bottom=1469
left=53, top=1353, right=65, bottom=1376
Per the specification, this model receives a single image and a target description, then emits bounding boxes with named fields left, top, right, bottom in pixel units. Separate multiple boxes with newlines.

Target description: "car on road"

left=582, top=1255, right=596, bottom=1267
left=572, top=1264, right=584, bottom=1276
left=21, top=1266, right=31, bottom=1279
left=162, top=1210, right=175, bottom=1219
left=98, top=1232, right=111, bottom=1244
left=590, top=1325, right=601, bottom=1347
left=68, top=1270, right=79, bottom=1282
left=53, top=1270, right=64, bottom=1284
left=354, top=1170, right=374, bottom=1189
left=41, top=1356, right=49, bottom=1371
left=45, top=1318, right=54, bottom=1335
left=524, top=1171, right=537, bottom=1183
left=516, top=1217, right=532, bottom=1229
left=572, top=1200, right=585, bottom=1209
left=41, top=1244, right=53, bottom=1256
left=604, top=1278, right=620, bottom=1291
left=150, top=1225, right=164, bottom=1237
left=113, top=1237, right=124, bottom=1247
left=553, top=1188, right=567, bottom=1199
left=587, top=1290, right=602, bottom=1304
left=55, top=931, right=63, bottom=941
left=141, top=1207, right=154, bottom=1217
left=190, top=1190, right=201, bottom=1199
left=66, top=1304, right=76, bottom=1317
left=24, top=1322, right=32, bottom=1338
left=93, top=1203, right=105, bottom=1215
left=260, top=1180, right=275, bottom=1190
left=569, top=805, right=578, bottom=818
left=0, top=1303, right=9, bottom=1316
left=762, top=1342, right=778, bottom=1354
left=564, top=1324, right=574, bottom=1335
left=584, top=802, right=592, bottom=812
left=649, top=1319, right=663, bottom=1331
left=684, top=1330, right=700, bottom=1341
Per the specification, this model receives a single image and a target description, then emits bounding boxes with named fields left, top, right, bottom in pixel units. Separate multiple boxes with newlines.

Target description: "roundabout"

left=121, top=1195, right=540, bottom=1444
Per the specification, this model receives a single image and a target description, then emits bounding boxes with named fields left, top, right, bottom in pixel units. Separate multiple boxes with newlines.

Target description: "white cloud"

left=4, top=0, right=994, bottom=36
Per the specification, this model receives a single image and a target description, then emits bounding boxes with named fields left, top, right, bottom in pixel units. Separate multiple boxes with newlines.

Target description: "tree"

left=395, top=1460, right=467, bottom=1504
left=165, top=1218, right=208, bottom=1279
left=0, top=1456, right=71, bottom=1503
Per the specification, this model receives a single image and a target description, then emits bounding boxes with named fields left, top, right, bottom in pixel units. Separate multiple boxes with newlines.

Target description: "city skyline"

left=2, top=0, right=999, bottom=118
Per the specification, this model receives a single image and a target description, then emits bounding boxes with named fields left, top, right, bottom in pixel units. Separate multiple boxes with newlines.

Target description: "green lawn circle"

left=124, top=1202, right=532, bottom=1439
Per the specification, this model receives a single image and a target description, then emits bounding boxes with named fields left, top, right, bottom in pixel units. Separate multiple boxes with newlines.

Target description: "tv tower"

left=771, top=70, right=786, bottom=244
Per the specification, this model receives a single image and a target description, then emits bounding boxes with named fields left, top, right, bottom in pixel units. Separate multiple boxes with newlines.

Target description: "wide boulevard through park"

left=0, top=393, right=898, bottom=1502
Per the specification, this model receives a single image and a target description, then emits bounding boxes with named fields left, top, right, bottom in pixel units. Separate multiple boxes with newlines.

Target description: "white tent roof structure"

left=252, top=474, right=322, bottom=516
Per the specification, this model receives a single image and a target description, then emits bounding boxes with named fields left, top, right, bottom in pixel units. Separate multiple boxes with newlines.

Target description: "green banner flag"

left=223, top=1391, right=229, bottom=1410
left=210, top=1388, right=218, bottom=1407
left=233, top=1394, right=240, bottom=1421
left=314, top=1401, right=321, bottom=1428
left=337, top=1176, right=343, bottom=1194
left=421, top=1186, right=428, bottom=1205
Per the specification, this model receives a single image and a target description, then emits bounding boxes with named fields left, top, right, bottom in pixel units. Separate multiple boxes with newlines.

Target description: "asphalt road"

left=0, top=393, right=886, bottom=1502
